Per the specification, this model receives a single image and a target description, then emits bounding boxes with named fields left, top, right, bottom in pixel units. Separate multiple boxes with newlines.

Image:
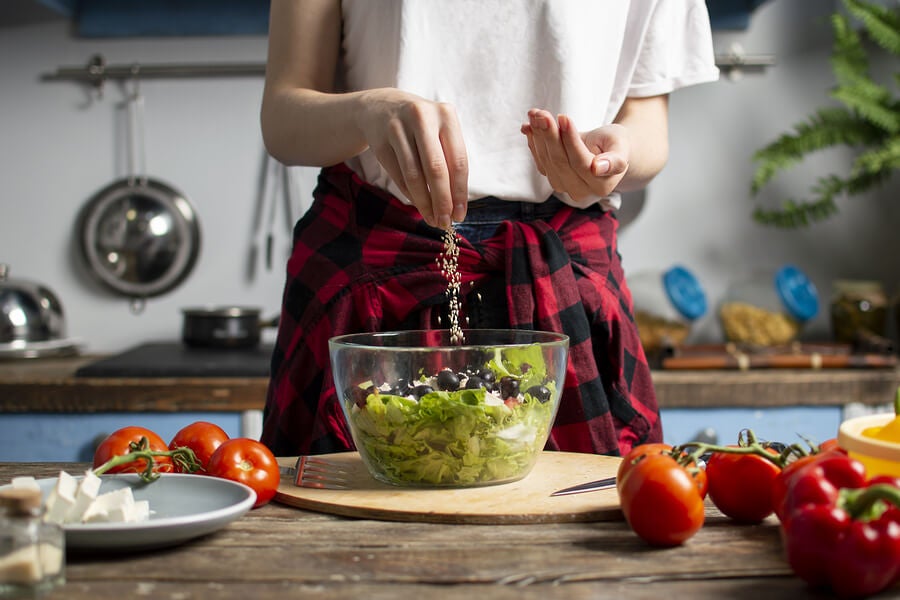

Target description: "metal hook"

left=129, top=297, right=146, bottom=315
left=86, top=54, right=107, bottom=100
left=125, top=66, right=148, bottom=187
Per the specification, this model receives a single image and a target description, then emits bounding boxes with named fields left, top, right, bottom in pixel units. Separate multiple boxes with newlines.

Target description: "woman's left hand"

left=521, top=109, right=629, bottom=206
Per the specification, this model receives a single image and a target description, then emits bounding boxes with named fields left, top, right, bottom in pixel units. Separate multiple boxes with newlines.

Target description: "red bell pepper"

left=779, top=451, right=900, bottom=598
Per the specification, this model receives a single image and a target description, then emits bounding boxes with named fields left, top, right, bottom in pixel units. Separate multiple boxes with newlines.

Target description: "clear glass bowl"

left=328, top=329, right=569, bottom=488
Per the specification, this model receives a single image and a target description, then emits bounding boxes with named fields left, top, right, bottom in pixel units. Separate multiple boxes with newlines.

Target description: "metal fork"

left=279, top=456, right=350, bottom=490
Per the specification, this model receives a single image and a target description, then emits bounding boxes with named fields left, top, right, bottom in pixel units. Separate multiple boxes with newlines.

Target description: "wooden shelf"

left=1, top=355, right=897, bottom=414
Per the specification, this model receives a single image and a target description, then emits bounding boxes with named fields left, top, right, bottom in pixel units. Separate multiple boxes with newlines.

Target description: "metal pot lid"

left=78, top=177, right=201, bottom=300
left=0, top=263, right=67, bottom=344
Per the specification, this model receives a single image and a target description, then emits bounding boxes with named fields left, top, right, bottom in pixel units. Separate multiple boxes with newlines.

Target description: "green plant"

left=751, top=0, right=900, bottom=228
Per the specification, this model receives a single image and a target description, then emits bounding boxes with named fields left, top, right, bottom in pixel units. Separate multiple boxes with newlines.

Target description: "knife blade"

left=550, top=476, right=617, bottom=497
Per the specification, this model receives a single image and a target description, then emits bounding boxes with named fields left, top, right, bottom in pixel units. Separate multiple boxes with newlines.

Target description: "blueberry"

left=526, top=385, right=552, bottom=403
left=436, top=369, right=460, bottom=391
left=477, top=369, right=496, bottom=384
left=391, top=378, right=411, bottom=397
left=499, top=376, right=519, bottom=400
left=413, top=384, right=434, bottom=399
left=465, top=375, right=485, bottom=390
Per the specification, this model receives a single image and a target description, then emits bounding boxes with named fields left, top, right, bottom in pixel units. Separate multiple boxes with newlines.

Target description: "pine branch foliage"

left=751, top=0, right=899, bottom=227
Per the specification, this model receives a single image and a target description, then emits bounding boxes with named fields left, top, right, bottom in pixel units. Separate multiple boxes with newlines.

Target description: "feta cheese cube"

left=65, top=470, right=102, bottom=523
left=82, top=487, right=135, bottom=523
left=10, top=476, right=40, bottom=492
left=44, top=471, right=77, bottom=524
left=132, top=500, right=150, bottom=522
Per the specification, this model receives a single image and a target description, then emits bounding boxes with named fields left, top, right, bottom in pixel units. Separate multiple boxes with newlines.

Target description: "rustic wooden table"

left=1, top=463, right=843, bottom=600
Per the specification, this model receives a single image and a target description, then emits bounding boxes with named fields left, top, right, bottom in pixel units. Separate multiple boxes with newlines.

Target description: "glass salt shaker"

left=629, top=265, right=708, bottom=355
left=0, top=488, right=65, bottom=597
left=719, top=264, right=819, bottom=347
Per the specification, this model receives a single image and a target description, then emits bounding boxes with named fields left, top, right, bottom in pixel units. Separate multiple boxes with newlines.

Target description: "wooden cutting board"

left=274, top=451, right=622, bottom=524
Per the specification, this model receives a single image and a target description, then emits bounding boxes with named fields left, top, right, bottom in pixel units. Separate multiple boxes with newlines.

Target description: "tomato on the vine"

left=207, top=438, right=281, bottom=508
left=617, top=452, right=706, bottom=546
left=618, top=443, right=707, bottom=500
left=92, top=426, right=173, bottom=474
left=616, top=443, right=672, bottom=485
left=706, top=447, right=782, bottom=524
left=169, top=421, right=230, bottom=473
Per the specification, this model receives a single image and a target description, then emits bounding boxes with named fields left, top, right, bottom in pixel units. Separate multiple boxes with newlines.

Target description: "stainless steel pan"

left=77, top=79, right=200, bottom=312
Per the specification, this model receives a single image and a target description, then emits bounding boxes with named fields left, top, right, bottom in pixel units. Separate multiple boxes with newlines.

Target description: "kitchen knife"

left=550, top=476, right=617, bottom=496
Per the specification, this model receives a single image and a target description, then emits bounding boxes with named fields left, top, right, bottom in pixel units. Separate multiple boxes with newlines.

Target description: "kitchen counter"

left=0, top=462, right=828, bottom=600
left=1, top=354, right=898, bottom=413
left=0, top=354, right=268, bottom=413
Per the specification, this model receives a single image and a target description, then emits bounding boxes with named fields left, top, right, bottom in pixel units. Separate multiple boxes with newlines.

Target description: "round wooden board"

left=274, top=451, right=622, bottom=524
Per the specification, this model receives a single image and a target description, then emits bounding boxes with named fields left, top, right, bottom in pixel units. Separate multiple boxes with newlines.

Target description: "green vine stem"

left=672, top=429, right=816, bottom=470
left=92, top=436, right=202, bottom=482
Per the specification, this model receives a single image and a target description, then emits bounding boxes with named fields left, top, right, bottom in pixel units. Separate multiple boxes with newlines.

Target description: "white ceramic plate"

left=1, top=473, right=256, bottom=551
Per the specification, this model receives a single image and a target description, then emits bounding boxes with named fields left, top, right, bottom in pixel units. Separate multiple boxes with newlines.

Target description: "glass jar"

left=830, top=280, right=889, bottom=344
left=629, top=265, right=708, bottom=354
left=719, top=264, right=819, bottom=347
left=0, top=488, right=65, bottom=597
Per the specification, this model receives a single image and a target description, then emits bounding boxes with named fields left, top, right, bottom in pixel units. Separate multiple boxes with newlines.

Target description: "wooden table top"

left=2, top=462, right=828, bottom=600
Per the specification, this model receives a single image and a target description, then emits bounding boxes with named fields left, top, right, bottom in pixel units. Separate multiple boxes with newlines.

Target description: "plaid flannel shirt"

left=262, top=164, right=661, bottom=457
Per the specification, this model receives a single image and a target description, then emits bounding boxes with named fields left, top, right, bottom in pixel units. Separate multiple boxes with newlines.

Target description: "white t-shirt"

left=339, top=0, right=719, bottom=208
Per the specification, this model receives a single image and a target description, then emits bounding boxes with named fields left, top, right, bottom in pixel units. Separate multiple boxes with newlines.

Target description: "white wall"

left=619, top=0, right=899, bottom=344
left=1, top=0, right=897, bottom=354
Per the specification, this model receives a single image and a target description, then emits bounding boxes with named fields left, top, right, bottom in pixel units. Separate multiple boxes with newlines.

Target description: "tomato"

left=618, top=443, right=708, bottom=499
left=706, top=447, right=781, bottom=524
left=92, top=426, right=173, bottom=474
left=207, top=438, right=280, bottom=508
left=169, top=421, right=230, bottom=473
left=617, top=453, right=705, bottom=546
left=818, top=438, right=845, bottom=454
left=616, top=443, right=672, bottom=485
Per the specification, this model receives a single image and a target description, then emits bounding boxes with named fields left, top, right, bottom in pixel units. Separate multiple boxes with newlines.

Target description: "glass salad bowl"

left=328, top=329, right=569, bottom=488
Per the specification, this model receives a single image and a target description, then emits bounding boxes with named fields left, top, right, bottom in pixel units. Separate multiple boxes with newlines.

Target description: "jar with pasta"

left=719, top=265, right=819, bottom=347
left=629, top=265, right=708, bottom=355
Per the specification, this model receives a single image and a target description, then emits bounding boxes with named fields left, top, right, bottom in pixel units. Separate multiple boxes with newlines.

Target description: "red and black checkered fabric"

left=261, top=164, right=662, bottom=457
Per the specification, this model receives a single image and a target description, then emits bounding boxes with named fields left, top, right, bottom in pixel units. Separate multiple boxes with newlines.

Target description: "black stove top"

left=75, top=341, right=274, bottom=378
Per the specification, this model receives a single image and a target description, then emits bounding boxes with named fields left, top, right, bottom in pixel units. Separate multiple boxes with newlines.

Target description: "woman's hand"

left=357, top=89, right=469, bottom=229
left=521, top=109, right=629, bottom=206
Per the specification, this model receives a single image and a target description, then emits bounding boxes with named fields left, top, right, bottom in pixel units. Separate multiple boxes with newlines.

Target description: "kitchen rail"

left=0, top=354, right=897, bottom=414
left=0, top=462, right=833, bottom=600
left=43, top=51, right=775, bottom=95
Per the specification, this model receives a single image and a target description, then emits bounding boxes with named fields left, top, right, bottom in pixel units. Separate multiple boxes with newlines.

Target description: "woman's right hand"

left=355, top=89, right=469, bottom=229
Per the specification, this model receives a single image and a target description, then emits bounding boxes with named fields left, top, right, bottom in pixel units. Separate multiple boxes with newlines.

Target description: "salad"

left=344, top=344, right=559, bottom=486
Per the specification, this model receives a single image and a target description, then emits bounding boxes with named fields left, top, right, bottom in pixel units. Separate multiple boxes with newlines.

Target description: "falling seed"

left=440, top=225, right=464, bottom=345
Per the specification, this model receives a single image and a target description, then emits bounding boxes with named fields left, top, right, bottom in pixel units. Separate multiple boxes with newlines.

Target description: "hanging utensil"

left=77, top=69, right=201, bottom=313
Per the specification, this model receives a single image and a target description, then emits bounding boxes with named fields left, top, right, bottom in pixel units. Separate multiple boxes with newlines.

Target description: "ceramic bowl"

left=838, top=412, right=900, bottom=478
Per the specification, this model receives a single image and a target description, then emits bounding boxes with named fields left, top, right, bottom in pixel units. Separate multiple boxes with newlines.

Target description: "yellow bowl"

left=838, top=413, right=900, bottom=478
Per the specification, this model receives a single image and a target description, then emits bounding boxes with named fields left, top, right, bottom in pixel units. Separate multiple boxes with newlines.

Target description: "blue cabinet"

left=0, top=412, right=252, bottom=462
left=660, top=406, right=843, bottom=447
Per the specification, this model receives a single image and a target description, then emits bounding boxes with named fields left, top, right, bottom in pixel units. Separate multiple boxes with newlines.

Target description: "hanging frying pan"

left=77, top=76, right=200, bottom=312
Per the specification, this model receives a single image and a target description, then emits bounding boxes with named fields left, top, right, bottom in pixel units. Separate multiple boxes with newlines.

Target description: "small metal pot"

left=181, top=306, right=278, bottom=349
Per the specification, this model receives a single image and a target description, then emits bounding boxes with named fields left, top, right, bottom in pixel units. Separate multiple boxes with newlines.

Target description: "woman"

left=260, top=0, right=719, bottom=457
